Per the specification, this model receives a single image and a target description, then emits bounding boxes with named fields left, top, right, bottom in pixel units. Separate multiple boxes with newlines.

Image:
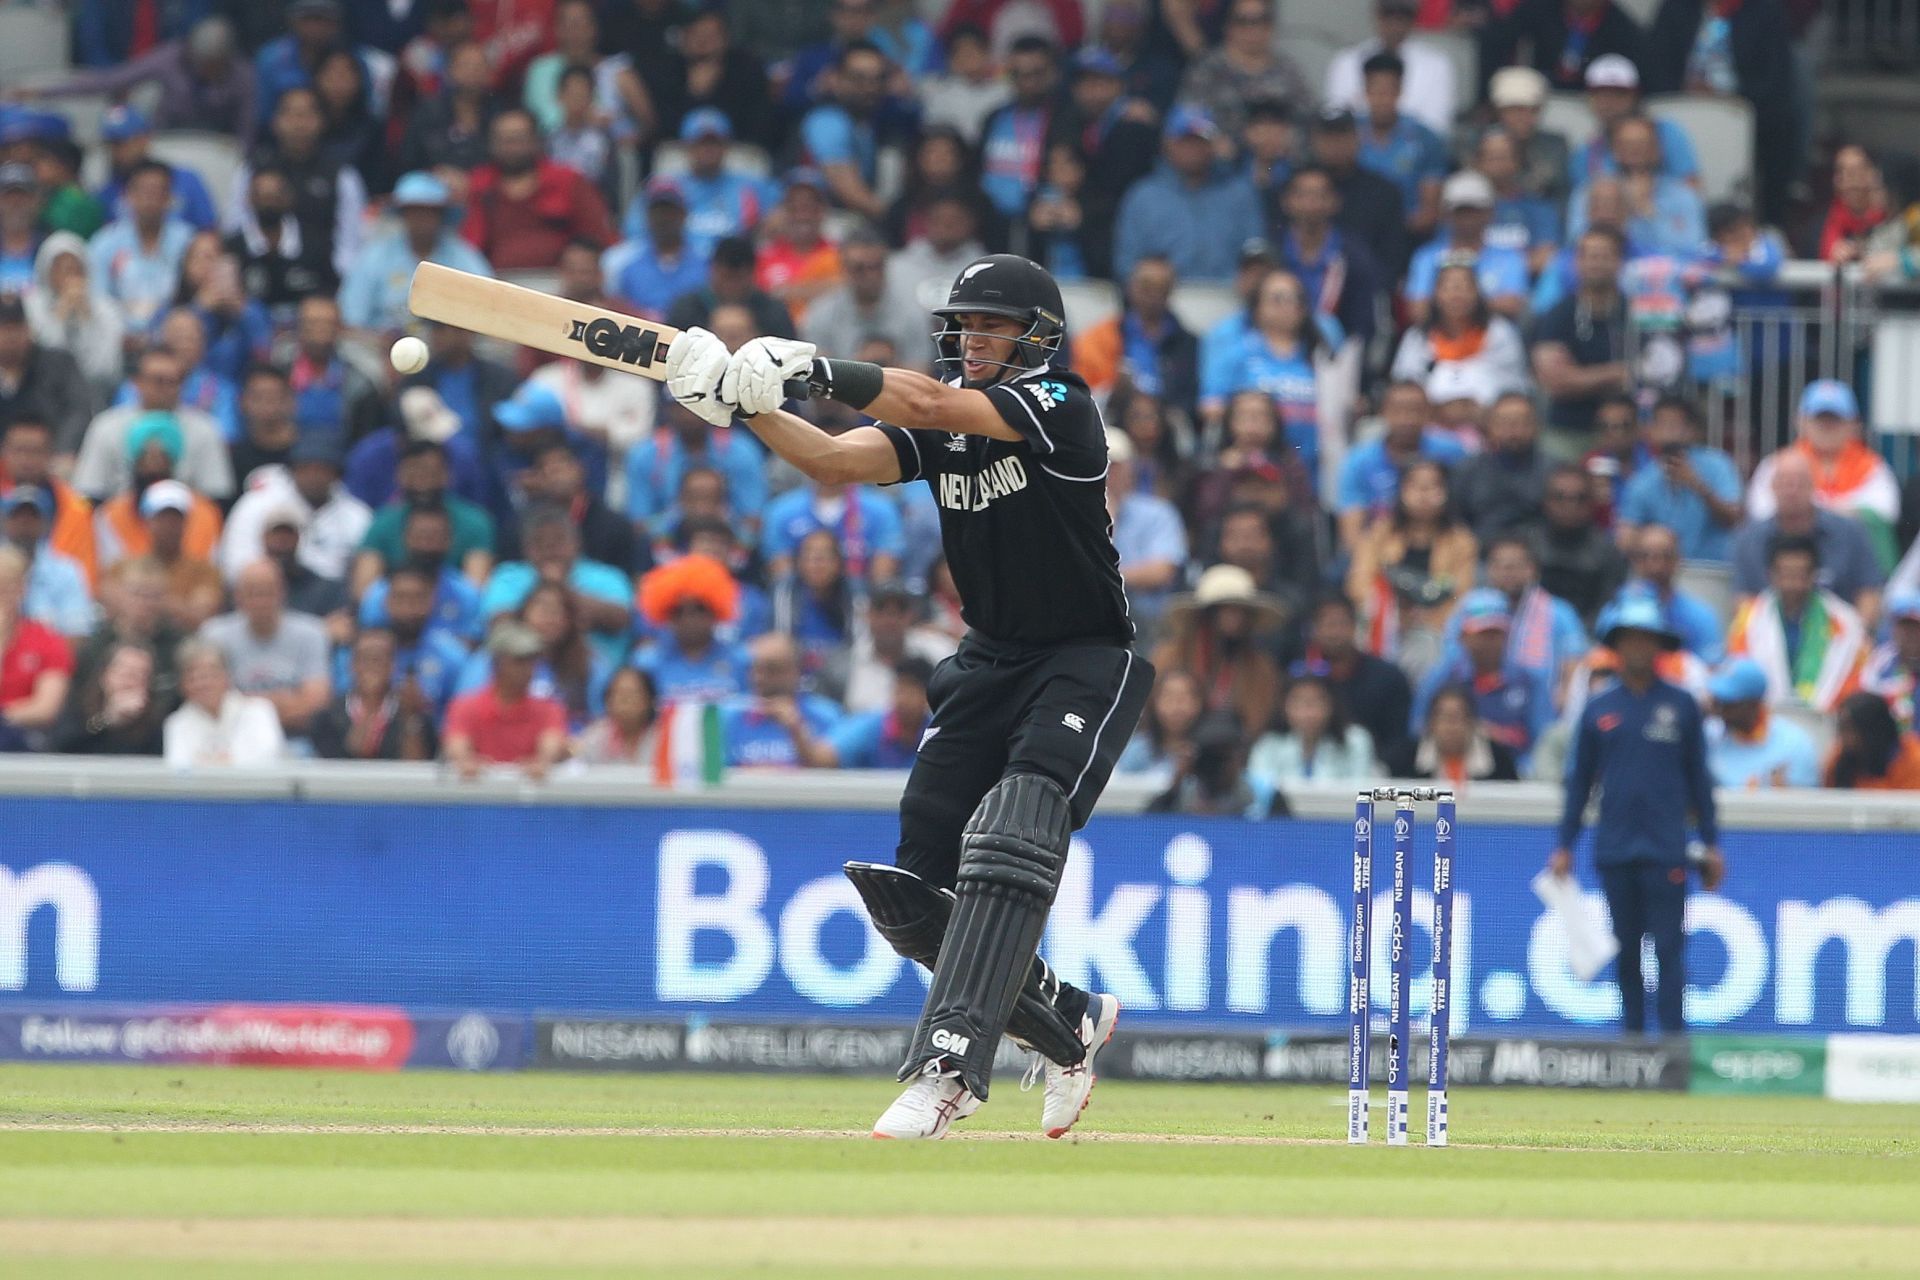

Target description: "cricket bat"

left=406, top=262, right=814, bottom=401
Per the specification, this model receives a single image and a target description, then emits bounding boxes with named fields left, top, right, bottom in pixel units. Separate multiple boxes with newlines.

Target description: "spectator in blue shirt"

left=486, top=381, right=609, bottom=524
left=358, top=540, right=483, bottom=648
left=1113, top=107, right=1264, bottom=284
left=977, top=36, right=1062, bottom=222
left=1356, top=52, right=1447, bottom=242
left=480, top=506, right=633, bottom=668
left=606, top=177, right=710, bottom=320
left=830, top=654, right=934, bottom=768
left=769, top=529, right=861, bottom=683
left=2, top=489, right=94, bottom=639
left=799, top=40, right=892, bottom=223
left=256, top=0, right=356, bottom=115
left=1478, top=127, right=1562, bottom=277
left=116, top=307, right=240, bottom=443
left=1200, top=269, right=1328, bottom=476
left=1106, top=430, right=1187, bottom=639
left=342, top=565, right=470, bottom=713
left=1568, top=117, right=1706, bottom=258
left=95, top=107, right=218, bottom=232
left=88, top=161, right=196, bottom=333
left=1616, top=394, right=1743, bottom=563
left=1335, top=380, right=1468, bottom=551
left=627, top=401, right=769, bottom=545
left=1551, top=593, right=1724, bottom=1036
left=1624, top=525, right=1726, bottom=664
left=1276, top=164, right=1383, bottom=352
left=1406, top=171, right=1531, bottom=323
left=632, top=554, right=752, bottom=703
left=624, top=110, right=774, bottom=258
left=1414, top=588, right=1556, bottom=770
left=720, top=632, right=843, bottom=769
left=339, top=171, right=494, bottom=334
left=1704, top=656, right=1818, bottom=789
left=760, top=477, right=903, bottom=583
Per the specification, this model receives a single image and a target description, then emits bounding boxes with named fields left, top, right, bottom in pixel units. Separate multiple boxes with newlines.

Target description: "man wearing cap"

left=1414, top=587, right=1557, bottom=770
left=1175, top=0, right=1307, bottom=140
left=444, top=619, right=570, bottom=781
left=1705, top=656, right=1818, bottom=788
left=487, top=380, right=610, bottom=519
left=1325, top=0, right=1457, bottom=136
left=1860, top=593, right=1920, bottom=730
left=0, top=415, right=94, bottom=587
left=1113, top=107, right=1263, bottom=284
left=1551, top=592, right=1723, bottom=1038
left=339, top=173, right=493, bottom=335
left=0, top=163, right=48, bottom=297
left=1488, top=66, right=1571, bottom=207
left=87, top=161, right=195, bottom=332
left=631, top=110, right=774, bottom=259
left=1624, top=523, right=1725, bottom=663
left=1309, top=106, right=1411, bottom=277
left=1, top=488, right=94, bottom=640
left=222, top=432, right=372, bottom=590
left=118, top=476, right=225, bottom=629
left=608, top=178, right=711, bottom=321
left=1569, top=54, right=1700, bottom=192
left=462, top=108, right=617, bottom=272
left=1356, top=52, right=1449, bottom=242
left=754, top=171, right=844, bottom=323
left=1406, top=171, right=1531, bottom=323
left=1729, top=451, right=1881, bottom=623
left=1746, top=381, right=1898, bottom=557
left=93, top=107, right=219, bottom=234
left=29, top=16, right=256, bottom=147
left=1482, top=0, right=1645, bottom=94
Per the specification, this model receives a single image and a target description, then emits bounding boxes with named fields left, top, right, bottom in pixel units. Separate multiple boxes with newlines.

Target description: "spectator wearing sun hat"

left=1705, top=656, right=1819, bottom=788
left=1487, top=66, right=1569, bottom=206
left=339, top=172, right=494, bottom=335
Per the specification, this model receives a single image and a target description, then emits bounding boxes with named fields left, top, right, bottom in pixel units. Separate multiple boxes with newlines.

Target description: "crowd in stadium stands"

left=3, top=0, right=1920, bottom=804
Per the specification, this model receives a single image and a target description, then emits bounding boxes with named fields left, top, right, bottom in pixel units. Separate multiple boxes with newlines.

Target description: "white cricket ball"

left=390, top=335, right=430, bottom=375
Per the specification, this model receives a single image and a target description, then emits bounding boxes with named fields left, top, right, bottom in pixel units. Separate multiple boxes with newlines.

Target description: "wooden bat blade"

left=407, top=262, right=679, bottom=381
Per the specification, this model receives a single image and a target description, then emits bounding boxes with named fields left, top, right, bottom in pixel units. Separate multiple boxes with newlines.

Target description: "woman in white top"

left=1246, top=673, right=1378, bottom=788
left=163, top=639, right=286, bottom=769
left=1390, top=262, right=1529, bottom=401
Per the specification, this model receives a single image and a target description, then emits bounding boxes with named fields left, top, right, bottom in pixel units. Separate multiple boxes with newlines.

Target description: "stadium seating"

left=1168, top=282, right=1241, bottom=336
left=0, top=6, right=68, bottom=85
left=1058, top=278, right=1122, bottom=334
left=1645, top=95, right=1756, bottom=205
left=147, top=132, right=246, bottom=223
left=651, top=142, right=774, bottom=179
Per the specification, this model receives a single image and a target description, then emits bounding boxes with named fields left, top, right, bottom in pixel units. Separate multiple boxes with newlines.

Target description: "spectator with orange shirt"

left=1072, top=256, right=1199, bottom=413
left=444, top=619, right=570, bottom=781
left=755, top=170, right=843, bottom=324
left=1824, top=691, right=1920, bottom=791
left=0, top=416, right=95, bottom=588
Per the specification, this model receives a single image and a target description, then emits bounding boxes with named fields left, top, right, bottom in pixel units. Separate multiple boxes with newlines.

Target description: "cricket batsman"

left=663, top=254, right=1153, bottom=1140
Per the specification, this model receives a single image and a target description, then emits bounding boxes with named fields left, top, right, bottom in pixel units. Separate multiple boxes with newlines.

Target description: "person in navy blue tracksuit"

left=1549, top=593, right=1725, bottom=1036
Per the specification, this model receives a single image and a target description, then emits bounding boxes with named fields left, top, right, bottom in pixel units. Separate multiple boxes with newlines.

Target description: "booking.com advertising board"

left=0, top=796, right=1916, bottom=1040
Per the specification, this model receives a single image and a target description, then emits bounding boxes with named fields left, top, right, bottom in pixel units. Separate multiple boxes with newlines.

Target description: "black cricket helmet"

left=930, top=253, right=1066, bottom=384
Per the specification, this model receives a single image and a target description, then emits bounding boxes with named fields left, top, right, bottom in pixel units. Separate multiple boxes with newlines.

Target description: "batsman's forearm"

left=741, top=409, right=851, bottom=483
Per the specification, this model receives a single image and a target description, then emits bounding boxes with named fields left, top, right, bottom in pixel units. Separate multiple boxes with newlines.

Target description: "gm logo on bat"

left=568, top=317, right=667, bottom=366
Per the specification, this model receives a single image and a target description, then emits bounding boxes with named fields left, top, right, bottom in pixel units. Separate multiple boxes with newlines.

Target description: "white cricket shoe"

left=1035, top=994, right=1120, bottom=1139
left=871, top=1064, right=980, bottom=1140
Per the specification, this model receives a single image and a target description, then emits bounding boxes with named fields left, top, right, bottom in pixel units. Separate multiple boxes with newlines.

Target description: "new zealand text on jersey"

left=937, top=455, right=1029, bottom=512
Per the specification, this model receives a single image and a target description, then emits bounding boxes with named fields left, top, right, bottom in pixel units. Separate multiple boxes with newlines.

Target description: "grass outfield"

left=0, top=1065, right=1913, bottom=1278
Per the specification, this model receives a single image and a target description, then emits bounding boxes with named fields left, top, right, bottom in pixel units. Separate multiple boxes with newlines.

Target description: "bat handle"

left=782, top=378, right=814, bottom=402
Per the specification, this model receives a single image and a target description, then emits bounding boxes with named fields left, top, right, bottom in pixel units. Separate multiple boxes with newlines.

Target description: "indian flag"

left=653, top=700, right=725, bottom=788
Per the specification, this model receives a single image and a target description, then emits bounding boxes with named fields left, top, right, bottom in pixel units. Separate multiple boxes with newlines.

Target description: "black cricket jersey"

left=876, top=365, right=1134, bottom=649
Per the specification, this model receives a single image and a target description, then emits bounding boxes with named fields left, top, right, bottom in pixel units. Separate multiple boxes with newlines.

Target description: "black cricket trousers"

left=1599, top=860, right=1689, bottom=1035
left=897, top=634, right=1154, bottom=891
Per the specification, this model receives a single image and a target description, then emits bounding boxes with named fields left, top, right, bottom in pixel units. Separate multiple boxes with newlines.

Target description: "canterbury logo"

left=567, top=317, right=665, bottom=366
left=931, top=1028, right=972, bottom=1056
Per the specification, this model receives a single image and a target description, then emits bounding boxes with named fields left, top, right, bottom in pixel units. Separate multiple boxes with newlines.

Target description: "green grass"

left=0, top=1065, right=1914, bottom=1278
